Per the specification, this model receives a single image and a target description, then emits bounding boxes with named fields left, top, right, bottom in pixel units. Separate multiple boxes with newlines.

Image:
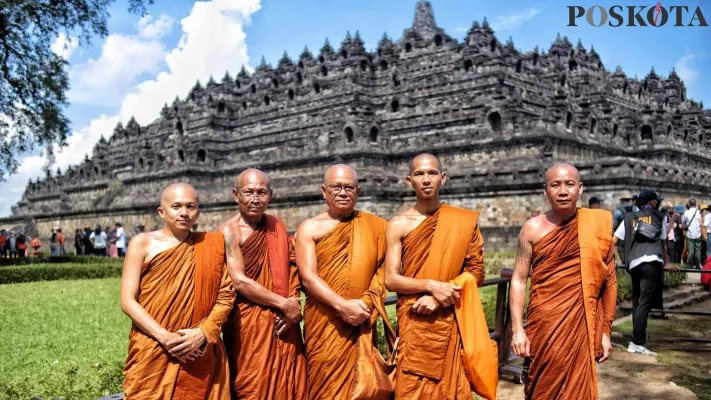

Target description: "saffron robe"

left=302, top=211, right=387, bottom=400
left=123, top=232, right=234, bottom=400
left=396, top=205, right=494, bottom=400
left=223, top=215, right=307, bottom=399
left=525, top=209, right=617, bottom=400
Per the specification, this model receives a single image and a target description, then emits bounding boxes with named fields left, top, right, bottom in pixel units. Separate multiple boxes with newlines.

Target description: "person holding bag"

left=614, top=189, right=678, bottom=356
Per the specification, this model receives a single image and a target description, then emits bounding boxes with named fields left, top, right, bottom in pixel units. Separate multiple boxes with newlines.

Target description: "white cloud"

left=675, top=54, right=698, bottom=89
left=138, top=13, right=175, bottom=39
left=50, top=33, right=79, bottom=60
left=119, top=0, right=261, bottom=124
left=67, top=34, right=167, bottom=107
left=0, top=0, right=261, bottom=217
left=492, top=8, right=540, bottom=31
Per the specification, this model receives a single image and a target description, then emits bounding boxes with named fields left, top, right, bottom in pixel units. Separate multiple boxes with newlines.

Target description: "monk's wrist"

left=276, top=296, right=288, bottom=312
left=332, top=297, right=346, bottom=313
left=424, top=279, right=437, bottom=294
left=156, top=329, right=170, bottom=346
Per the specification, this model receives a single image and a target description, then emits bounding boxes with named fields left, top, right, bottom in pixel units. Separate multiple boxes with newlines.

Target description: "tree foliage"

left=0, top=0, right=152, bottom=180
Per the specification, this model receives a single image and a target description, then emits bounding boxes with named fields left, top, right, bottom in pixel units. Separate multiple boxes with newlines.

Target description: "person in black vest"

left=613, top=189, right=677, bottom=356
left=613, top=191, right=637, bottom=264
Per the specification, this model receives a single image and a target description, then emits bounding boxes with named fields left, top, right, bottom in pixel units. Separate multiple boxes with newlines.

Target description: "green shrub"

left=0, top=254, right=123, bottom=267
left=0, top=263, right=122, bottom=284
left=616, top=268, right=687, bottom=302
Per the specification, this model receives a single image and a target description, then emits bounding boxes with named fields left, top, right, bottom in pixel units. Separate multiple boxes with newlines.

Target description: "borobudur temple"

left=4, top=1, right=710, bottom=250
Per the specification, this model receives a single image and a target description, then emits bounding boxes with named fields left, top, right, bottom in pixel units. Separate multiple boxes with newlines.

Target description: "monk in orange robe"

left=121, top=183, right=235, bottom=399
left=219, top=169, right=307, bottom=399
left=385, top=153, right=498, bottom=399
left=510, top=163, right=617, bottom=399
left=295, top=164, right=387, bottom=400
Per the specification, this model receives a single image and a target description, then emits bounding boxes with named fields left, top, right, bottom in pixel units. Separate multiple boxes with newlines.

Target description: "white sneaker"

left=627, top=342, right=658, bottom=357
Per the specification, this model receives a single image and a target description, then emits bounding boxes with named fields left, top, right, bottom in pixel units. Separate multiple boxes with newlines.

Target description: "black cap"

left=588, top=196, right=602, bottom=205
left=638, top=189, right=662, bottom=204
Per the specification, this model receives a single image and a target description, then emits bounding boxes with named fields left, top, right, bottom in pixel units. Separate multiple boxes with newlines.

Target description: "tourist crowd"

left=0, top=223, right=145, bottom=258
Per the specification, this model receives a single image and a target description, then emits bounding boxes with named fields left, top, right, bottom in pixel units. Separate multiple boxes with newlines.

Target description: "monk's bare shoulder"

left=387, top=214, right=412, bottom=239
left=218, top=216, right=241, bottom=244
left=217, top=214, right=240, bottom=234
left=126, top=232, right=160, bottom=264
left=126, top=232, right=150, bottom=251
left=296, top=214, right=324, bottom=240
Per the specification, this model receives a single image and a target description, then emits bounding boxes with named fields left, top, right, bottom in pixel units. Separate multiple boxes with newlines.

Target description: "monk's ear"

left=405, top=175, right=413, bottom=188
left=578, top=181, right=585, bottom=196
left=320, top=184, right=328, bottom=200
left=157, top=206, right=165, bottom=220
left=232, top=187, right=240, bottom=204
left=440, top=171, right=448, bottom=186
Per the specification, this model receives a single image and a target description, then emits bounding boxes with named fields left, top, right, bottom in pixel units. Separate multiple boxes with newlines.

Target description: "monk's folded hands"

left=426, top=279, right=461, bottom=307
left=280, top=296, right=303, bottom=323
left=411, top=294, right=439, bottom=315
left=165, top=328, right=207, bottom=360
left=335, top=298, right=371, bottom=326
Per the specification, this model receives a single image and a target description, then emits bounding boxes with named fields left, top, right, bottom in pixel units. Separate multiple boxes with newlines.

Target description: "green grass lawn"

left=0, top=274, right=504, bottom=399
left=0, top=278, right=129, bottom=400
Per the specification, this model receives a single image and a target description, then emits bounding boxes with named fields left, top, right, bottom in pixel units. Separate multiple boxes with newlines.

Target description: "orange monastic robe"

left=223, top=215, right=307, bottom=399
left=396, top=205, right=491, bottom=400
left=123, top=232, right=234, bottom=400
left=525, top=209, right=617, bottom=400
left=303, top=211, right=387, bottom=400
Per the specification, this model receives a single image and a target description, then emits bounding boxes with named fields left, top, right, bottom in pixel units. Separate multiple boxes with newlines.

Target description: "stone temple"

left=3, top=1, right=710, bottom=250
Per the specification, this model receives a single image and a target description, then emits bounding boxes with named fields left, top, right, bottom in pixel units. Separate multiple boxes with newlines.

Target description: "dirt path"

left=495, top=297, right=711, bottom=399
left=496, top=348, right=699, bottom=399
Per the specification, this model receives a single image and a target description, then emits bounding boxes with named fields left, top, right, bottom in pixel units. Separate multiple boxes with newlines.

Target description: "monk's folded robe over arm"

left=396, top=205, right=497, bottom=400
left=123, top=232, right=234, bottom=400
left=525, top=209, right=616, bottom=400
left=223, top=215, right=307, bottom=400
left=303, top=211, right=387, bottom=400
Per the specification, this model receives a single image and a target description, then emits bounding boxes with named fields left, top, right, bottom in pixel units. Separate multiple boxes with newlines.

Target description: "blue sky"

left=1, top=0, right=709, bottom=216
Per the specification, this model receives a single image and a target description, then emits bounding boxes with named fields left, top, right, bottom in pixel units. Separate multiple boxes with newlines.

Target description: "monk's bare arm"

left=120, top=234, right=172, bottom=346
left=295, top=220, right=349, bottom=308
left=383, top=217, right=429, bottom=294
left=510, top=222, right=533, bottom=357
left=220, top=224, right=294, bottom=314
left=600, top=237, right=617, bottom=337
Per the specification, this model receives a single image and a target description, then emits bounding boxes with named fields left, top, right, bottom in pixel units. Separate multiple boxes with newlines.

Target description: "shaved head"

left=324, top=164, right=358, bottom=185
left=157, top=183, right=201, bottom=232
left=236, top=168, right=271, bottom=190
left=544, top=163, right=580, bottom=185
left=160, top=182, right=199, bottom=205
left=543, top=163, right=583, bottom=215
left=409, top=153, right=442, bottom=174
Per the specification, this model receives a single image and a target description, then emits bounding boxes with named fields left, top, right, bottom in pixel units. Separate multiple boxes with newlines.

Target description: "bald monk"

left=385, top=153, right=497, bottom=399
left=295, top=164, right=388, bottom=400
left=121, top=183, right=235, bottom=399
left=510, top=163, right=617, bottom=399
left=219, top=169, right=307, bottom=399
